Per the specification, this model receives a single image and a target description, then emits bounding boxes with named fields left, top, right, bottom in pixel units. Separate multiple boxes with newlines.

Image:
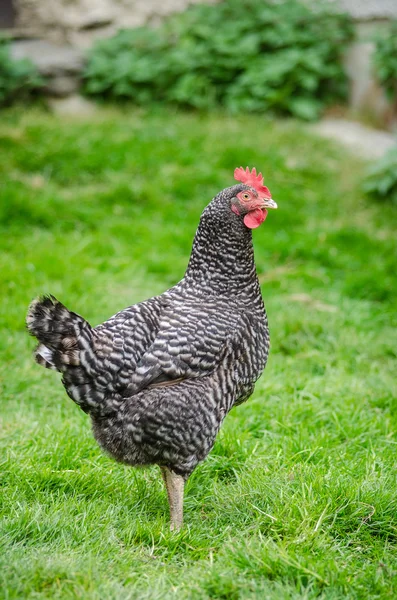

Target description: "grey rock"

left=332, top=0, right=397, bottom=21
left=10, top=40, right=84, bottom=75
left=13, top=0, right=218, bottom=50
left=44, top=75, right=81, bottom=97
left=10, top=39, right=85, bottom=97
left=48, top=95, right=97, bottom=115
left=313, top=118, right=396, bottom=160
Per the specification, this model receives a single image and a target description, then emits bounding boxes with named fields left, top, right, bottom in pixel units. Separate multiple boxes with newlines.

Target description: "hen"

left=26, top=167, right=277, bottom=530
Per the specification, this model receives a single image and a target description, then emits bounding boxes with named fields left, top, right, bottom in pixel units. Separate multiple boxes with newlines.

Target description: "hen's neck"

left=183, top=203, right=262, bottom=299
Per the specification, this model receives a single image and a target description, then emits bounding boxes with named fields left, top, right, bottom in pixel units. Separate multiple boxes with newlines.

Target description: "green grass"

left=0, top=107, right=396, bottom=599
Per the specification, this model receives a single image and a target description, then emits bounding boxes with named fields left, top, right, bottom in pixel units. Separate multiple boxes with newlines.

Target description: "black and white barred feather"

left=26, top=184, right=270, bottom=477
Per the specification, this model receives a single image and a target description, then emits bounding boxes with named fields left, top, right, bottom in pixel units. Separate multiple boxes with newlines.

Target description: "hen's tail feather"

left=26, top=294, right=93, bottom=370
left=35, top=343, right=58, bottom=370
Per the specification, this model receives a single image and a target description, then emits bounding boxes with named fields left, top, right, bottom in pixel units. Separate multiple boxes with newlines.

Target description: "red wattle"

left=243, top=208, right=267, bottom=229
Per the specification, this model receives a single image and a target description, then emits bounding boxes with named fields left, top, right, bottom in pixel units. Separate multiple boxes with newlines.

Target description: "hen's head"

left=229, top=167, right=277, bottom=229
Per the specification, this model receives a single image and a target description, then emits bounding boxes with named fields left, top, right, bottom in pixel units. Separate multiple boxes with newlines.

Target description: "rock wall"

left=332, top=0, right=397, bottom=21
left=14, top=0, right=217, bottom=49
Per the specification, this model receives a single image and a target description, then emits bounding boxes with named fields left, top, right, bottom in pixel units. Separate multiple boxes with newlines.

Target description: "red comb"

left=234, top=166, right=272, bottom=199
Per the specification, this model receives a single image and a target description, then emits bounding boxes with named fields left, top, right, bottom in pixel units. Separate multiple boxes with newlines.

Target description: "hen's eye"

left=242, top=193, right=250, bottom=200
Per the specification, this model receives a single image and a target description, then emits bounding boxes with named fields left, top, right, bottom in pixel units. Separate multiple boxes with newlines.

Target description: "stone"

left=10, top=40, right=85, bottom=97
left=44, top=75, right=81, bottom=97
left=13, top=0, right=218, bottom=49
left=313, top=118, right=396, bottom=160
left=331, top=0, right=397, bottom=21
left=10, top=40, right=84, bottom=75
left=343, top=22, right=396, bottom=130
left=47, top=95, right=97, bottom=116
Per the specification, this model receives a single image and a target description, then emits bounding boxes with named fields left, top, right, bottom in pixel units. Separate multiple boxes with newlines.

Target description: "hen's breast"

left=232, top=306, right=270, bottom=405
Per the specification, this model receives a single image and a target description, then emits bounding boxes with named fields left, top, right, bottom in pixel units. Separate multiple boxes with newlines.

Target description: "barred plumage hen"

left=26, top=167, right=277, bottom=530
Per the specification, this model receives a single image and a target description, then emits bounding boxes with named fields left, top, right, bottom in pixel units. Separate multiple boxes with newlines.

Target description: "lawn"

left=0, top=107, right=396, bottom=599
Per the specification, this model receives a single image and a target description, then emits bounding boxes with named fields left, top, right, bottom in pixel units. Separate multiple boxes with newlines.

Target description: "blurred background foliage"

left=0, top=38, right=43, bottom=106
left=363, top=146, right=397, bottom=205
left=83, top=0, right=353, bottom=120
left=373, top=19, right=397, bottom=102
left=1, top=0, right=396, bottom=128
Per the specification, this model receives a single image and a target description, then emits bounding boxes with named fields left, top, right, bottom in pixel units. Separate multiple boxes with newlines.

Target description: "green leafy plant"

left=0, top=40, right=44, bottom=106
left=373, top=20, right=397, bottom=100
left=363, top=146, right=397, bottom=205
left=83, top=0, right=353, bottom=119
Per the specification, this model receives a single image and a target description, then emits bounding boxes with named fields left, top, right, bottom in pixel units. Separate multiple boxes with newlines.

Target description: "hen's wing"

left=90, top=295, right=165, bottom=390
left=122, top=298, right=241, bottom=396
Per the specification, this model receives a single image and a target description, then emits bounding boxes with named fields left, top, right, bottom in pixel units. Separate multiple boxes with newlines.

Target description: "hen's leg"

left=160, top=467, right=184, bottom=531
